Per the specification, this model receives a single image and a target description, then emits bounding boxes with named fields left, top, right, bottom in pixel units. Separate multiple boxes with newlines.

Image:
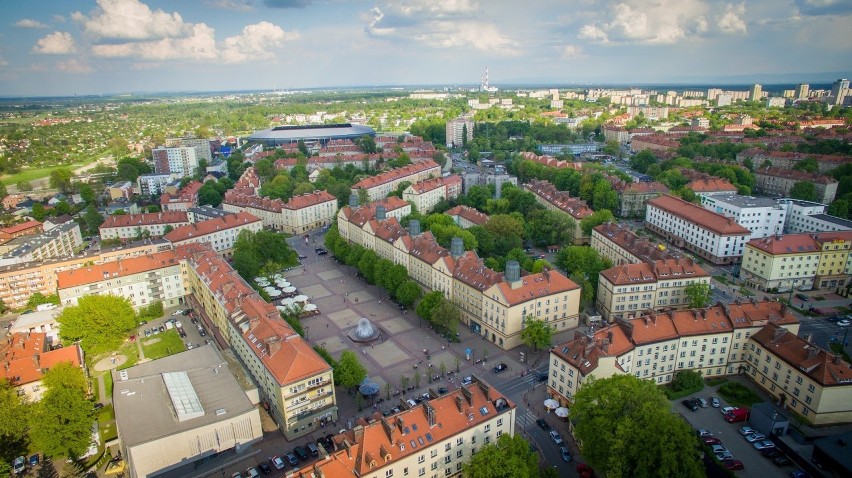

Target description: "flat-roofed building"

left=112, top=345, right=263, bottom=478
left=288, top=376, right=515, bottom=478
left=137, top=173, right=175, bottom=196
left=164, top=211, right=262, bottom=257
left=99, top=211, right=190, bottom=242
left=1, top=331, right=84, bottom=401
left=646, top=195, right=750, bottom=265
left=57, top=249, right=187, bottom=309
left=152, top=145, right=199, bottom=177
left=0, top=221, right=82, bottom=267
left=747, top=324, right=852, bottom=426
left=547, top=300, right=800, bottom=407
left=701, top=194, right=787, bottom=241
left=596, top=258, right=710, bottom=321
left=351, top=160, right=441, bottom=202
left=591, top=223, right=677, bottom=266
left=446, top=114, right=474, bottom=148
left=525, top=180, right=593, bottom=244
left=186, top=206, right=234, bottom=223
left=754, top=167, right=838, bottom=204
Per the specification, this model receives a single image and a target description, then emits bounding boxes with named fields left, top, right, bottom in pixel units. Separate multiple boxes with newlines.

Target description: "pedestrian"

left=326, top=323, right=329, bottom=328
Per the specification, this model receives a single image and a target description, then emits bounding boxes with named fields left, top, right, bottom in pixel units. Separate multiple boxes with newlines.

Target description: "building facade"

left=754, top=168, right=838, bottom=204
left=446, top=115, right=474, bottom=148
left=0, top=222, right=83, bottom=267
left=351, top=160, right=442, bottom=202
left=164, top=211, right=263, bottom=257
left=701, top=194, right=787, bottom=241
left=152, top=146, right=199, bottom=177
left=590, top=223, right=676, bottom=266
left=646, top=195, right=750, bottom=265
left=100, top=212, right=191, bottom=242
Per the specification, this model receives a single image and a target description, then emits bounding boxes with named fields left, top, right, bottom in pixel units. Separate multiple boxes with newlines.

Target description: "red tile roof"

left=339, top=197, right=410, bottom=228
left=648, top=195, right=750, bottom=235
left=552, top=326, right=633, bottom=376
left=1, top=332, right=82, bottom=386
left=0, top=220, right=43, bottom=235
left=592, top=223, right=677, bottom=263
left=754, top=167, right=837, bottom=185
left=223, top=191, right=283, bottom=212
left=57, top=249, right=182, bottom=289
left=452, top=251, right=503, bottom=291
left=351, top=160, right=441, bottom=190
left=600, top=258, right=708, bottom=286
left=100, top=211, right=190, bottom=229
left=491, top=269, right=580, bottom=306
left=164, top=211, right=261, bottom=243
left=445, top=205, right=489, bottom=226
left=747, top=234, right=820, bottom=255
left=687, top=178, right=739, bottom=193
left=751, top=323, right=852, bottom=387
left=282, top=190, right=336, bottom=210
left=525, top=180, right=593, bottom=220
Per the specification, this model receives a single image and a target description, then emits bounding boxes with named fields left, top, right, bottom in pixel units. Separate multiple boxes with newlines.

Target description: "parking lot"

left=137, top=307, right=213, bottom=356
left=676, top=391, right=791, bottom=478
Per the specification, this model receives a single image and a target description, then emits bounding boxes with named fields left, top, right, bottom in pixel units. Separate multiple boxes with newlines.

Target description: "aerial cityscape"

left=1, top=1, right=851, bottom=478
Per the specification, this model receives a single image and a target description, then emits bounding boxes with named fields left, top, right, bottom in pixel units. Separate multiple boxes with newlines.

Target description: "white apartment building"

left=137, top=173, right=176, bottom=196
left=402, top=175, right=462, bottom=214
left=0, top=222, right=83, bottom=267
left=56, top=249, right=187, bottom=309
left=164, top=137, right=213, bottom=162
left=780, top=199, right=852, bottom=234
left=446, top=115, right=474, bottom=148
left=152, top=146, right=199, bottom=177
left=351, top=160, right=442, bottom=202
left=99, top=212, right=191, bottom=241
left=164, top=211, right=262, bottom=257
left=701, top=194, right=787, bottom=241
left=646, top=195, right=750, bottom=265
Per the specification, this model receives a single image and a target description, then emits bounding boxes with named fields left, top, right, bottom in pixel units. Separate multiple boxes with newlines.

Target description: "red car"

left=723, top=459, right=744, bottom=471
left=703, top=436, right=722, bottom=445
left=576, top=463, right=595, bottom=478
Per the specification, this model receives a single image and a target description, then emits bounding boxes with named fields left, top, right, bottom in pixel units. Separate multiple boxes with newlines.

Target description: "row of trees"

left=232, top=229, right=300, bottom=281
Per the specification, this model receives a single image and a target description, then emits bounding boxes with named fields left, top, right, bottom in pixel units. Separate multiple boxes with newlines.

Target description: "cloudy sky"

left=0, top=0, right=850, bottom=96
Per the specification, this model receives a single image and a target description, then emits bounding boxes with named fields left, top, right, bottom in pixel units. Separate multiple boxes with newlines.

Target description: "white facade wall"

left=646, top=204, right=748, bottom=261
left=702, top=196, right=787, bottom=240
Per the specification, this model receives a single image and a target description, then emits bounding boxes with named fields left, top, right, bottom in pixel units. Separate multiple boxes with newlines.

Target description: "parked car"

left=285, top=452, right=299, bottom=466
left=182, top=309, right=193, bottom=316
left=739, top=426, right=757, bottom=436
left=28, top=454, right=39, bottom=467
left=231, top=473, right=243, bottom=478
left=753, top=440, right=776, bottom=451
left=682, top=399, right=699, bottom=411
left=315, top=248, right=328, bottom=255
left=711, top=396, right=720, bottom=408
left=461, top=376, right=473, bottom=386
left=549, top=430, right=563, bottom=445
left=696, top=397, right=708, bottom=408
left=576, top=463, right=595, bottom=478
left=270, top=456, right=286, bottom=470
left=492, top=363, right=508, bottom=373
left=536, top=419, right=551, bottom=431
left=298, top=254, right=307, bottom=260
left=789, top=471, right=810, bottom=478
left=257, top=462, right=271, bottom=474
left=307, top=443, right=319, bottom=457
left=697, top=429, right=713, bottom=438
left=198, top=327, right=207, bottom=337
left=703, top=436, right=722, bottom=445
left=244, top=467, right=260, bottom=478
left=774, top=456, right=793, bottom=467
left=722, top=406, right=737, bottom=415
left=744, top=432, right=766, bottom=443
left=560, top=446, right=572, bottom=462
left=762, top=448, right=783, bottom=458
left=294, top=446, right=309, bottom=461
left=722, top=459, right=744, bottom=471
left=725, top=408, right=750, bottom=423
left=13, top=456, right=25, bottom=474
left=174, top=309, right=186, bottom=315
left=838, top=319, right=851, bottom=327
left=191, top=317, right=198, bottom=324
left=796, top=294, right=809, bottom=302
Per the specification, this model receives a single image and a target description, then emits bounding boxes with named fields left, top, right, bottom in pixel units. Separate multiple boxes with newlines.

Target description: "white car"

left=721, top=406, right=737, bottom=415
left=549, top=430, right=563, bottom=445
left=744, top=432, right=766, bottom=443
left=838, top=319, right=850, bottom=327
left=270, top=456, right=286, bottom=470
left=739, top=426, right=757, bottom=436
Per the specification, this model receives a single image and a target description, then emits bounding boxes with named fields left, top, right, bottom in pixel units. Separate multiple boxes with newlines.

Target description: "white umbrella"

left=276, top=306, right=288, bottom=312
left=555, top=407, right=569, bottom=418
left=280, top=298, right=295, bottom=306
left=254, top=277, right=267, bottom=284
left=304, top=304, right=318, bottom=311
left=283, top=286, right=296, bottom=293
left=273, top=274, right=283, bottom=279
left=294, top=295, right=309, bottom=302
left=543, top=399, right=559, bottom=410
left=269, top=289, right=282, bottom=297
left=263, top=285, right=276, bottom=291
left=276, top=281, right=291, bottom=288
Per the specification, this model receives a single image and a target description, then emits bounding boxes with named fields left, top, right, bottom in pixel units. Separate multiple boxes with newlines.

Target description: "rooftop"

left=707, top=194, right=785, bottom=209
left=164, top=211, right=261, bottom=243
left=489, top=269, right=580, bottom=307
left=600, top=258, right=708, bottom=286
left=1, top=332, right=82, bottom=387
left=751, top=324, right=852, bottom=387
left=648, top=195, right=751, bottom=236
left=444, top=205, right=489, bottom=226
left=809, top=214, right=852, bottom=229
left=57, top=249, right=181, bottom=289
left=100, top=211, right=190, bottom=229
left=592, top=223, right=677, bottom=263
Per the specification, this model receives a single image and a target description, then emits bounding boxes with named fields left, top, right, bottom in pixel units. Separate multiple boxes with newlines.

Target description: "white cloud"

left=718, top=3, right=747, bottom=34
left=92, top=24, right=218, bottom=60
left=561, top=44, right=584, bottom=59
left=365, top=2, right=516, bottom=54
left=57, top=59, right=94, bottom=74
left=52, top=15, right=66, bottom=23
left=73, top=0, right=192, bottom=40
left=205, top=0, right=254, bottom=11
left=220, top=22, right=299, bottom=63
left=14, top=19, right=49, bottom=29
left=32, top=31, right=77, bottom=55
left=577, top=0, right=738, bottom=45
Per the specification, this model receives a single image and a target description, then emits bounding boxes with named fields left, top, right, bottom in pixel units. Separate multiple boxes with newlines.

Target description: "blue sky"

left=0, top=0, right=850, bottom=96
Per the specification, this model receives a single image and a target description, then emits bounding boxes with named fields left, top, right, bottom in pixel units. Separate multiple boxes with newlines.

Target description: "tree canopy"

left=0, top=381, right=30, bottom=468
left=232, top=229, right=299, bottom=280
left=684, top=282, right=712, bottom=309
left=570, top=375, right=704, bottom=478
left=334, top=350, right=368, bottom=389
left=462, top=433, right=539, bottom=478
left=520, top=317, right=552, bottom=351
left=57, top=295, right=137, bottom=355
left=29, top=365, right=93, bottom=459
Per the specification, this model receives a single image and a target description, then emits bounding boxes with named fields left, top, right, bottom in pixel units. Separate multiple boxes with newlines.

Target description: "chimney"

left=424, top=403, right=436, bottom=427
left=505, top=260, right=521, bottom=284
left=408, top=219, right=421, bottom=236
left=343, top=439, right=351, bottom=458
left=376, top=205, right=387, bottom=220
left=353, top=425, right=365, bottom=443
left=450, top=237, right=464, bottom=257
left=807, top=346, right=818, bottom=359
left=381, top=417, right=394, bottom=442
left=265, top=336, right=281, bottom=356
left=456, top=396, right=464, bottom=414
left=396, top=416, right=405, bottom=434
left=349, top=194, right=358, bottom=208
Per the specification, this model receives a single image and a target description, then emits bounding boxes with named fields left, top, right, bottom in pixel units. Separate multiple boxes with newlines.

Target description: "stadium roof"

left=248, top=123, right=375, bottom=145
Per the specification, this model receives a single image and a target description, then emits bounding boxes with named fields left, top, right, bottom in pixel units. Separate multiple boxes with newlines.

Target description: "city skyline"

left=0, top=0, right=850, bottom=96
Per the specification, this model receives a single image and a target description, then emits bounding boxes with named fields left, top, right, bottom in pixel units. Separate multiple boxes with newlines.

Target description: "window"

left=484, top=424, right=490, bottom=432
left=386, top=470, right=394, bottom=477
left=418, top=455, right=425, bottom=464
left=431, top=450, right=438, bottom=458
left=419, top=468, right=425, bottom=477
left=808, top=384, right=815, bottom=392
left=445, top=444, right=451, bottom=452
left=456, top=450, right=463, bottom=458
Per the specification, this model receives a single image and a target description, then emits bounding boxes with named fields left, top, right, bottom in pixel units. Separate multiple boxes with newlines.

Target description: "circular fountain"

left=348, top=317, right=383, bottom=343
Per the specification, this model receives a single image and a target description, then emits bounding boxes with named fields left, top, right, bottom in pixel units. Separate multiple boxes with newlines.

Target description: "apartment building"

left=548, top=300, right=800, bottom=407
left=289, top=377, right=516, bottom=478
left=403, top=175, right=462, bottom=214
left=351, top=160, right=442, bottom=202
left=164, top=211, right=262, bottom=257
left=590, top=223, right=677, bottom=266
left=741, top=234, right=823, bottom=292
left=164, top=136, right=214, bottom=162
left=701, top=194, right=787, bottom=241
left=646, top=195, right=750, bottom=265
left=754, top=168, right=838, bottom=204
left=606, top=178, right=669, bottom=218
left=596, top=258, right=711, bottom=321
left=746, top=324, right=852, bottom=426
left=56, top=249, right=187, bottom=309
left=152, top=146, right=199, bottom=177
left=524, top=180, right=593, bottom=244
left=446, top=115, right=474, bottom=148
left=186, top=206, right=234, bottom=223
left=183, top=246, right=336, bottom=439
left=100, top=211, right=190, bottom=242
left=738, top=149, right=852, bottom=174
left=1, top=332, right=84, bottom=401
left=0, top=221, right=83, bottom=267
left=0, top=220, right=43, bottom=242
left=336, top=196, right=412, bottom=245
left=444, top=206, right=489, bottom=229
left=338, top=200, right=581, bottom=350
left=137, top=173, right=175, bottom=196
left=160, top=181, right=203, bottom=212
left=780, top=199, right=852, bottom=234
left=688, top=178, right=738, bottom=197
left=222, top=182, right=337, bottom=234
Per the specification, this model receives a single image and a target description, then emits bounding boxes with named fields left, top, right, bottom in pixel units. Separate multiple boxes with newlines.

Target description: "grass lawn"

left=97, top=405, right=117, bottom=443
left=717, top=382, right=761, bottom=409
left=102, top=372, right=114, bottom=401
left=116, top=340, right=139, bottom=370
left=141, top=330, right=184, bottom=360
left=713, top=275, right=730, bottom=285
left=0, top=162, right=87, bottom=186
left=705, top=377, right=729, bottom=387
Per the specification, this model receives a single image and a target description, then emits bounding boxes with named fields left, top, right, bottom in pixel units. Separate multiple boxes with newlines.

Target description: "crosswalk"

left=515, top=408, right=538, bottom=430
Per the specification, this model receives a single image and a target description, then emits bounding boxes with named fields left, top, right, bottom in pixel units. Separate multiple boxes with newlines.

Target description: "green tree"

left=0, top=381, right=30, bottom=467
left=684, top=282, right=712, bottom=309
left=357, top=134, right=377, bottom=154
left=395, top=280, right=422, bottom=308
left=520, top=317, right=552, bottom=351
left=357, top=188, right=369, bottom=205
left=462, top=433, right=538, bottom=478
left=30, top=365, right=93, bottom=459
left=16, top=180, right=33, bottom=192
left=31, top=202, right=46, bottom=221
left=78, top=183, right=96, bottom=204
left=0, top=182, right=7, bottom=200
left=49, top=168, right=73, bottom=193
left=789, top=181, right=818, bottom=202
left=555, top=246, right=612, bottom=299
left=430, top=300, right=460, bottom=335
left=334, top=350, right=368, bottom=389
left=83, top=204, right=104, bottom=235
left=416, top=291, right=445, bottom=323
left=671, top=370, right=704, bottom=392
left=793, top=157, right=819, bottom=173
left=57, top=295, right=137, bottom=355
left=580, top=209, right=615, bottom=236
left=198, top=181, right=223, bottom=207
left=828, top=199, right=850, bottom=219
left=571, top=375, right=704, bottom=478
left=27, top=292, right=59, bottom=308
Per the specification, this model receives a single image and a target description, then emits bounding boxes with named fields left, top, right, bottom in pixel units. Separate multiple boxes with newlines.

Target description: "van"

left=307, top=443, right=319, bottom=457
left=165, top=321, right=174, bottom=330
left=294, top=446, right=309, bottom=461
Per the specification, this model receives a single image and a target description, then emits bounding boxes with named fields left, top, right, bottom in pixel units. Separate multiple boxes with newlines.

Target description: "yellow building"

left=741, top=232, right=852, bottom=292
left=596, top=258, right=710, bottom=321
left=402, top=175, right=462, bottom=214
left=590, top=222, right=674, bottom=266
left=747, top=324, right=852, bottom=426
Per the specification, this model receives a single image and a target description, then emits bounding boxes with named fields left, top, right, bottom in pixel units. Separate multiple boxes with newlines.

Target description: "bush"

left=705, top=377, right=729, bottom=387
left=313, top=346, right=338, bottom=368
left=671, top=370, right=704, bottom=392
left=718, top=382, right=760, bottom=408
left=137, top=301, right=163, bottom=322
